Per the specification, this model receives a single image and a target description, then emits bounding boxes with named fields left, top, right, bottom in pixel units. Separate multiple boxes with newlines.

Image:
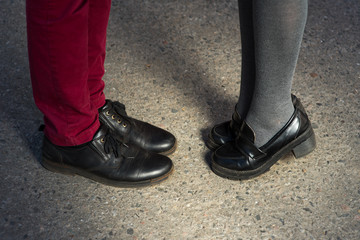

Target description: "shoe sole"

left=39, top=158, right=174, bottom=188
left=211, top=126, right=316, bottom=180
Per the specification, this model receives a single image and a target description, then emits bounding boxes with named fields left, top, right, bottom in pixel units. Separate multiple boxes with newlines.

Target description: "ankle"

left=246, top=110, right=294, bottom=147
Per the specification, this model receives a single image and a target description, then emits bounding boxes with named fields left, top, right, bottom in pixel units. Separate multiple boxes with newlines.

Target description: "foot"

left=99, top=100, right=177, bottom=155
left=41, top=124, right=174, bottom=187
left=207, top=94, right=304, bottom=150
left=211, top=100, right=316, bottom=180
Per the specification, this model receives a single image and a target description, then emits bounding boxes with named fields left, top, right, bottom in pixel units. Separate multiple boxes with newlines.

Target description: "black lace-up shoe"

left=99, top=100, right=177, bottom=155
left=207, top=94, right=304, bottom=151
left=211, top=101, right=316, bottom=180
left=40, top=124, right=174, bottom=187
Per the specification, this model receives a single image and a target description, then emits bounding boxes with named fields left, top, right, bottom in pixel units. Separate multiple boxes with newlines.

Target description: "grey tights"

left=236, top=0, right=308, bottom=147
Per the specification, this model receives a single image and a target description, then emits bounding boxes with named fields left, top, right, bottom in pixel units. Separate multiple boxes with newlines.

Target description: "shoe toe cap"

left=141, top=123, right=177, bottom=153
left=210, top=121, right=233, bottom=145
left=212, top=143, right=251, bottom=171
left=138, top=153, right=174, bottom=180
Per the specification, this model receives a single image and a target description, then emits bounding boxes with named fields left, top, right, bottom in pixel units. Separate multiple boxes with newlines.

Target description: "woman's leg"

left=235, top=0, right=256, bottom=118
left=245, top=0, right=308, bottom=147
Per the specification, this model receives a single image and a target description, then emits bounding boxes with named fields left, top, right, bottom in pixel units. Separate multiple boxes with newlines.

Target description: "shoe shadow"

left=0, top=31, right=44, bottom=164
left=200, top=127, right=214, bottom=169
left=202, top=150, right=213, bottom=170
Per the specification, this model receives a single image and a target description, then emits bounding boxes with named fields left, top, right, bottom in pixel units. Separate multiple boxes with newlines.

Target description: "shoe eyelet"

left=111, top=115, right=116, bottom=120
left=122, top=123, right=127, bottom=128
left=100, top=138, right=105, bottom=143
left=117, top=119, right=122, bottom=124
left=105, top=111, right=110, bottom=116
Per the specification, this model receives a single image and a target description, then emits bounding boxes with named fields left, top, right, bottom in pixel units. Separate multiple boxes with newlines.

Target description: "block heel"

left=292, top=130, right=316, bottom=158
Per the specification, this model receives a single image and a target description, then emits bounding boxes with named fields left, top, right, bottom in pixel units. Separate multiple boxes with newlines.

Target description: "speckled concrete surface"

left=1, top=0, right=359, bottom=239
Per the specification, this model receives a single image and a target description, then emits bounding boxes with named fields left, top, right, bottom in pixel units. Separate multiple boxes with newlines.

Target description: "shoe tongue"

left=240, top=121, right=256, bottom=143
left=98, top=100, right=112, bottom=112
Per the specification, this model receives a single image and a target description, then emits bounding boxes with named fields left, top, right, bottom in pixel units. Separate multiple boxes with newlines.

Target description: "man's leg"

left=87, top=0, right=111, bottom=110
left=26, top=0, right=174, bottom=187
left=84, top=0, right=177, bottom=155
left=27, top=0, right=99, bottom=146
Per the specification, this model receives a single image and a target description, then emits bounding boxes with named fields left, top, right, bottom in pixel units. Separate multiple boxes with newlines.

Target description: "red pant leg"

left=88, top=0, right=111, bottom=110
left=26, top=0, right=110, bottom=146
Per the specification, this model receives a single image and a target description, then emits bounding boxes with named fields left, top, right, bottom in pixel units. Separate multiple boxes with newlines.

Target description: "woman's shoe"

left=207, top=106, right=242, bottom=150
left=207, top=94, right=304, bottom=151
left=211, top=102, right=316, bottom=180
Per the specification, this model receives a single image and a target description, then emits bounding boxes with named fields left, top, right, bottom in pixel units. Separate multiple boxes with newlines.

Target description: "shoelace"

left=102, top=129, right=129, bottom=158
left=40, top=124, right=128, bottom=159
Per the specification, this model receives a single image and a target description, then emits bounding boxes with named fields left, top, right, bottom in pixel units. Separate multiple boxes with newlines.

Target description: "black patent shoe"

left=211, top=102, right=316, bottom=180
left=207, top=94, right=304, bottom=151
left=207, top=106, right=242, bottom=150
left=41, top=124, right=174, bottom=187
left=99, top=100, right=177, bottom=155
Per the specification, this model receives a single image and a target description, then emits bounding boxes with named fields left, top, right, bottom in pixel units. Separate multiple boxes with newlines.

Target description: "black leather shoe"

left=211, top=102, right=316, bottom=180
left=40, top=124, right=174, bottom=187
left=99, top=100, right=177, bottom=155
left=207, top=94, right=304, bottom=151
left=207, top=105, right=242, bottom=150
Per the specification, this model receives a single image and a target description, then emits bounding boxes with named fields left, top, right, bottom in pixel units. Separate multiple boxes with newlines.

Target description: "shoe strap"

left=235, top=134, right=266, bottom=163
left=234, top=121, right=266, bottom=166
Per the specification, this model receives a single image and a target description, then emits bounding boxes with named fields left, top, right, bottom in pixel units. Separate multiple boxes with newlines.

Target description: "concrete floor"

left=1, top=0, right=359, bottom=239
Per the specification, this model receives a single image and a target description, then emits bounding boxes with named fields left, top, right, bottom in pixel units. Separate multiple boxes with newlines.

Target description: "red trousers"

left=26, top=0, right=111, bottom=146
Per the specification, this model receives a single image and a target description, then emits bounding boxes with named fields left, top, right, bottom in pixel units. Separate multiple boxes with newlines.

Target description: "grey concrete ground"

left=1, top=0, right=359, bottom=239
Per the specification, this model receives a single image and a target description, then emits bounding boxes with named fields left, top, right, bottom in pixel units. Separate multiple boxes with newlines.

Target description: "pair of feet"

left=208, top=95, right=316, bottom=180
left=41, top=96, right=316, bottom=187
left=41, top=99, right=177, bottom=187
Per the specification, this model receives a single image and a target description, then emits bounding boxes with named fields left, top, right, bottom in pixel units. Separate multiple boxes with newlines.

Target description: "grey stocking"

left=237, top=0, right=308, bottom=147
